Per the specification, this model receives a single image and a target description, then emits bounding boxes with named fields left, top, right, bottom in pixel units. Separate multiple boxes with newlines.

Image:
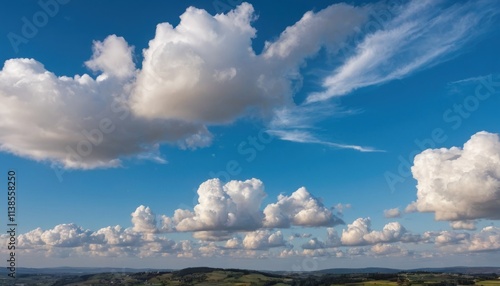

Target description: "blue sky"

left=0, top=0, right=500, bottom=270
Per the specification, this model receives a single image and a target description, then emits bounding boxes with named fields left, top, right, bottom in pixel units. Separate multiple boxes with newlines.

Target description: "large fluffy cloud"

left=131, top=2, right=370, bottom=123
left=0, top=2, right=375, bottom=168
left=408, top=131, right=500, bottom=222
left=0, top=1, right=496, bottom=168
left=131, top=3, right=286, bottom=123
left=0, top=36, right=211, bottom=169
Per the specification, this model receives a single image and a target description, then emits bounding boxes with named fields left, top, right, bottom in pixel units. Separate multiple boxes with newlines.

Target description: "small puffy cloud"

left=225, top=237, right=241, bottom=249
left=131, top=205, right=158, bottom=233
left=198, top=242, right=222, bottom=257
left=172, top=178, right=266, bottom=233
left=301, top=238, right=326, bottom=250
left=18, top=228, right=45, bottom=248
left=326, top=227, right=342, bottom=246
left=340, top=218, right=408, bottom=246
left=466, top=226, right=500, bottom=252
left=409, top=131, right=500, bottom=222
left=19, top=223, right=95, bottom=248
left=450, top=220, right=477, bottom=230
left=341, top=218, right=371, bottom=245
left=242, top=230, right=286, bottom=250
left=434, top=227, right=500, bottom=253
left=370, top=243, right=409, bottom=257
left=384, top=208, right=402, bottom=218
left=435, top=231, right=470, bottom=246
left=192, top=231, right=233, bottom=242
left=334, top=203, right=352, bottom=216
left=302, top=227, right=341, bottom=250
left=94, top=225, right=142, bottom=246
left=263, top=187, right=343, bottom=228
left=263, top=3, right=368, bottom=63
left=40, top=224, right=96, bottom=247
left=289, top=233, right=312, bottom=241
left=16, top=222, right=182, bottom=259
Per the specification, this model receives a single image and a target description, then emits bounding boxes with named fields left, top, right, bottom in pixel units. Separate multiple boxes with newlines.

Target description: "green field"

left=3, top=268, right=498, bottom=285
left=476, top=280, right=500, bottom=286
left=357, top=281, right=398, bottom=286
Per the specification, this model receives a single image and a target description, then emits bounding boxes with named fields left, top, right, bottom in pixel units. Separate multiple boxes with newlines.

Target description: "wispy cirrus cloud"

left=267, top=103, right=380, bottom=152
left=306, top=0, right=499, bottom=103
left=267, top=129, right=380, bottom=152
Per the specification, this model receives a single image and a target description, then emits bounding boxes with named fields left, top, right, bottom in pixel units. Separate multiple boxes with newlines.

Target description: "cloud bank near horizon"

left=5, top=170, right=500, bottom=262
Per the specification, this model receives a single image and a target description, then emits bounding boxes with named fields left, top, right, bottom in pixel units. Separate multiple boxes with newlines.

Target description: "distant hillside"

left=314, top=267, right=401, bottom=274
left=2, top=266, right=498, bottom=286
left=0, top=267, right=167, bottom=275
left=2, top=265, right=499, bottom=275
left=314, top=266, right=500, bottom=275
left=412, top=266, right=500, bottom=274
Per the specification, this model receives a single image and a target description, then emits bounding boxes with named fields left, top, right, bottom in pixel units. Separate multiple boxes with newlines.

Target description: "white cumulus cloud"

left=263, top=187, right=343, bottom=228
left=164, top=178, right=343, bottom=238
left=130, top=3, right=287, bottom=123
left=433, top=227, right=500, bottom=253
left=131, top=205, right=159, bottom=233
left=0, top=2, right=384, bottom=168
left=409, top=131, right=500, bottom=222
left=0, top=36, right=211, bottom=169
left=172, top=178, right=266, bottom=232
left=242, top=230, right=286, bottom=250
left=340, top=218, right=408, bottom=246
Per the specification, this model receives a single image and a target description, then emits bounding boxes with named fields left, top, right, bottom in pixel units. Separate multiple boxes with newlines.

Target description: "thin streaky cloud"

left=267, top=129, right=383, bottom=153
left=306, top=0, right=498, bottom=103
left=448, top=73, right=494, bottom=85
